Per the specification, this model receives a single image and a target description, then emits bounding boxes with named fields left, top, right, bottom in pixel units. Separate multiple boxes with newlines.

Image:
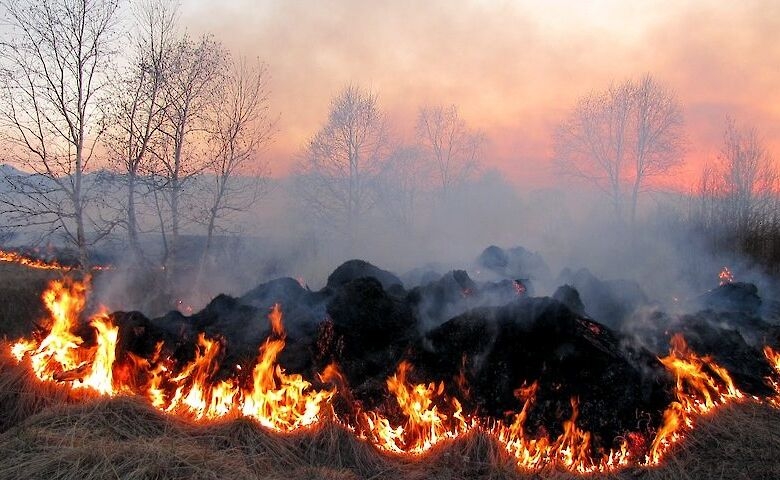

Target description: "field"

left=0, top=263, right=778, bottom=480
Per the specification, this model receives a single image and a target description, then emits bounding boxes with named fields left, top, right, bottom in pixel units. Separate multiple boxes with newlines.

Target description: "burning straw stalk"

left=5, top=276, right=780, bottom=477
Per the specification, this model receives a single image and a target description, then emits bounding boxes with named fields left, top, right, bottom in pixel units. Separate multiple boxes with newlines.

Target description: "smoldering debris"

left=73, top=245, right=780, bottom=456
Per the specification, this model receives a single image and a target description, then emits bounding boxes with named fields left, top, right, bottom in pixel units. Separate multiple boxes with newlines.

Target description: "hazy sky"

left=179, top=0, right=779, bottom=189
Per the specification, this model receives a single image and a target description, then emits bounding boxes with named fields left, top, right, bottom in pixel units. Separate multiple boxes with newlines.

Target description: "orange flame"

left=240, top=304, right=335, bottom=430
left=0, top=249, right=66, bottom=270
left=0, top=249, right=109, bottom=271
left=360, top=360, right=471, bottom=454
left=764, top=346, right=780, bottom=407
left=493, top=383, right=630, bottom=473
left=718, top=266, right=734, bottom=286
left=646, top=334, right=743, bottom=464
left=12, top=278, right=119, bottom=395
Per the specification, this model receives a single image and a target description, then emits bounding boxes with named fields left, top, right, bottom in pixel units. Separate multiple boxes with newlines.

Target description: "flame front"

left=241, top=304, right=334, bottom=430
left=11, top=279, right=119, bottom=396
left=0, top=249, right=65, bottom=270
left=492, top=383, right=630, bottom=473
left=11, top=281, right=333, bottom=429
left=9, top=278, right=780, bottom=474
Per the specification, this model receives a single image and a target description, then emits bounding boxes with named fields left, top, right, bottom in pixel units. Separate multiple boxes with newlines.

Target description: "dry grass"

left=0, top=263, right=59, bottom=339
left=1, top=350, right=778, bottom=480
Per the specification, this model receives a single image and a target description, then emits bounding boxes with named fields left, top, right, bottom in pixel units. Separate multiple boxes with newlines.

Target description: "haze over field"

left=179, top=0, right=780, bottom=188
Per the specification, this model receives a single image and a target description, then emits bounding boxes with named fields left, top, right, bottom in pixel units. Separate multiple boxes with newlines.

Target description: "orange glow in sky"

left=180, top=0, right=779, bottom=190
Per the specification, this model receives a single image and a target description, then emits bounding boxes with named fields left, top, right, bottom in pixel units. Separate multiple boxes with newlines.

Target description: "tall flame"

left=646, top=334, right=743, bottom=464
left=240, top=303, right=335, bottom=431
left=493, top=383, right=630, bottom=473
left=764, top=346, right=780, bottom=407
left=360, top=360, right=471, bottom=454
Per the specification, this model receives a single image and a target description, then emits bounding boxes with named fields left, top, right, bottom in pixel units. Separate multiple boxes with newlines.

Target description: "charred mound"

left=87, top=256, right=779, bottom=456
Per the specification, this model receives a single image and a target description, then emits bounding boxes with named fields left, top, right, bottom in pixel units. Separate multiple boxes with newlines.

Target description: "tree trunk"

left=75, top=144, right=88, bottom=270
left=127, top=173, right=144, bottom=262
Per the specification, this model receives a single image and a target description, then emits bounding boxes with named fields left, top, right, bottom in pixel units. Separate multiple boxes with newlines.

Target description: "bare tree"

left=694, top=117, right=779, bottom=267
left=0, top=0, right=120, bottom=267
left=196, top=57, right=275, bottom=263
left=554, top=82, right=634, bottom=220
left=295, top=85, right=388, bottom=243
left=554, top=75, right=684, bottom=224
left=416, top=104, right=482, bottom=198
left=716, top=118, right=776, bottom=237
left=629, top=74, right=685, bottom=223
left=151, top=34, right=225, bottom=268
left=377, top=144, right=429, bottom=233
left=104, top=0, right=176, bottom=262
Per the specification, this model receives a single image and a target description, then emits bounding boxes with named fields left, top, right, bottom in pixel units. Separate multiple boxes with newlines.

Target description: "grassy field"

left=0, top=263, right=778, bottom=480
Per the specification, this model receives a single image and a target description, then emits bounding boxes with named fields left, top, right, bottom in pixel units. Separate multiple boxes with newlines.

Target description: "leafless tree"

left=629, top=75, right=685, bottom=223
left=693, top=118, right=779, bottom=266
left=712, top=118, right=776, bottom=236
left=150, top=34, right=225, bottom=268
left=295, top=85, right=388, bottom=243
left=103, top=0, right=176, bottom=262
left=196, top=57, right=275, bottom=263
left=416, top=104, right=482, bottom=198
left=377, top=144, right=430, bottom=232
left=0, top=0, right=120, bottom=267
left=554, top=75, right=684, bottom=224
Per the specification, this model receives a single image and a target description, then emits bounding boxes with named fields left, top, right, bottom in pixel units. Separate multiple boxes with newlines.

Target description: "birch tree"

left=296, top=85, right=388, bottom=243
left=554, top=75, right=684, bottom=224
left=104, top=0, right=176, bottom=262
left=0, top=0, right=120, bottom=267
left=416, top=104, right=482, bottom=198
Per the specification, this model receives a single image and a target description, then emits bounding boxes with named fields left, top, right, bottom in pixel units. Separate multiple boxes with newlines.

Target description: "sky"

left=179, top=0, right=780, bottom=190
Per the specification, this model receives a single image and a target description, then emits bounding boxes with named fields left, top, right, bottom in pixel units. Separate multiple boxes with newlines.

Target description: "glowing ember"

left=645, top=334, right=743, bottom=465
left=718, top=266, right=734, bottom=286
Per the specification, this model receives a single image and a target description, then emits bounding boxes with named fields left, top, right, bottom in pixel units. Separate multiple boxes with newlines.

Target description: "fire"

left=11, top=280, right=334, bottom=429
left=9, top=278, right=780, bottom=473
left=360, top=361, right=471, bottom=454
left=0, top=249, right=66, bottom=270
left=718, top=266, right=734, bottom=285
left=0, top=248, right=109, bottom=271
left=645, top=334, right=743, bottom=464
left=764, top=346, right=780, bottom=407
left=11, top=278, right=119, bottom=396
left=493, top=383, right=630, bottom=473
left=240, top=304, right=335, bottom=431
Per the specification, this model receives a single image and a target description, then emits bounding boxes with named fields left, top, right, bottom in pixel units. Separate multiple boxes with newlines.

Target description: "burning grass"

left=0, top=365, right=778, bottom=480
left=2, top=265, right=780, bottom=478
